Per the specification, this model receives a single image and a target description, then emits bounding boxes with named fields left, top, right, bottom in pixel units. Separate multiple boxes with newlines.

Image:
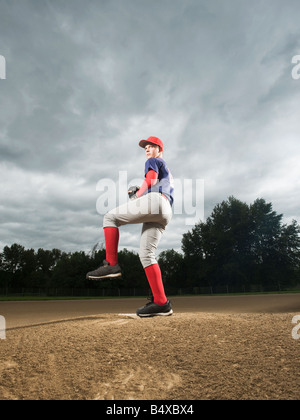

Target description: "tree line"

left=1, top=197, right=300, bottom=294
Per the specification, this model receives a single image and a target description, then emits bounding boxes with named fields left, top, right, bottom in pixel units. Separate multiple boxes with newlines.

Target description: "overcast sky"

left=1, top=0, right=300, bottom=256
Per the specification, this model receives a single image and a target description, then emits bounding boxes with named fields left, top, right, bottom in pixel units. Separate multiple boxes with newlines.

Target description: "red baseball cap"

left=139, top=136, right=164, bottom=152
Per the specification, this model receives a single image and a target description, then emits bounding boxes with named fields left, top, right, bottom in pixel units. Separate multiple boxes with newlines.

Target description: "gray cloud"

left=1, top=0, right=300, bottom=254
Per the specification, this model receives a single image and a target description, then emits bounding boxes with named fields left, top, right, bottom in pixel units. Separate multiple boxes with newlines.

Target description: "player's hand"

left=128, top=186, right=140, bottom=199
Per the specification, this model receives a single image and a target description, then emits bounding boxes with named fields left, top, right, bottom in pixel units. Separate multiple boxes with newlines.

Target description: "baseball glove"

left=128, top=185, right=140, bottom=200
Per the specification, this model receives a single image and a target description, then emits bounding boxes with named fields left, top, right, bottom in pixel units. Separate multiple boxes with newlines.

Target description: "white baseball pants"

left=103, top=193, right=172, bottom=268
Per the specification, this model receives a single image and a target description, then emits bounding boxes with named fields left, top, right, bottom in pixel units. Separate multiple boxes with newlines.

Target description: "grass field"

left=0, top=289, right=299, bottom=301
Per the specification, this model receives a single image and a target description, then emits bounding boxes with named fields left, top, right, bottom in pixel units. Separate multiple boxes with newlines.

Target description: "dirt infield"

left=0, top=295, right=299, bottom=400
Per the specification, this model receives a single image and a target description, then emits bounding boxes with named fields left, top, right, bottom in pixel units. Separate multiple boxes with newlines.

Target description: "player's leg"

left=86, top=194, right=172, bottom=281
left=85, top=226, right=121, bottom=279
left=139, top=223, right=166, bottom=304
left=104, top=226, right=119, bottom=266
left=137, top=222, right=173, bottom=317
left=86, top=196, right=152, bottom=280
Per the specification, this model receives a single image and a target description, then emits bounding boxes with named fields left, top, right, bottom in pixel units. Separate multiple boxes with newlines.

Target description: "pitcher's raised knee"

left=103, top=212, right=118, bottom=228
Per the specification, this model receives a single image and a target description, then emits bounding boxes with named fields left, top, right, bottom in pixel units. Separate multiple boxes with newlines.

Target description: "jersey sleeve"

left=144, top=158, right=161, bottom=176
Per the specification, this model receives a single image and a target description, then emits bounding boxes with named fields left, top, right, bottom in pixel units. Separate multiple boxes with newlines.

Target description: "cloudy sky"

left=1, top=0, right=300, bottom=256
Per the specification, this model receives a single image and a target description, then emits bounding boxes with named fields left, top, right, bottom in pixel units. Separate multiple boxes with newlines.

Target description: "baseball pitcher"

left=86, top=136, right=174, bottom=317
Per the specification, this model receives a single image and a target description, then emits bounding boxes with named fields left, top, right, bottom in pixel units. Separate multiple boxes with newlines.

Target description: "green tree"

left=182, top=196, right=251, bottom=288
left=118, top=248, right=145, bottom=289
left=51, top=251, right=90, bottom=288
left=1, top=244, right=26, bottom=287
left=2, top=244, right=25, bottom=274
left=181, top=197, right=300, bottom=290
left=21, top=248, right=38, bottom=287
left=158, top=249, right=185, bottom=288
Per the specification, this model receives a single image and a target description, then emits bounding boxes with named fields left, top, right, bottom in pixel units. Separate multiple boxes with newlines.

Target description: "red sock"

left=104, top=227, right=119, bottom=266
left=144, top=264, right=167, bottom=306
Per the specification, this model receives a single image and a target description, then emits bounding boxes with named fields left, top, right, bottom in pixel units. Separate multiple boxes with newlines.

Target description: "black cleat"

left=86, top=260, right=122, bottom=280
left=136, top=299, right=173, bottom=318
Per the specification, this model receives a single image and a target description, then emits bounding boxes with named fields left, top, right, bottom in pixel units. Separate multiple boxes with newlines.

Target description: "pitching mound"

left=0, top=311, right=299, bottom=400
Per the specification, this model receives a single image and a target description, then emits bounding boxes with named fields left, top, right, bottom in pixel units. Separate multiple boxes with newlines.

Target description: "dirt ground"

left=0, top=295, right=299, bottom=400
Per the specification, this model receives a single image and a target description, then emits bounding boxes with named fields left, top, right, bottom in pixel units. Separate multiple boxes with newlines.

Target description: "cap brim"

left=139, top=140, right=149, bottom=148
left=139, top=140, right=163, bottom=149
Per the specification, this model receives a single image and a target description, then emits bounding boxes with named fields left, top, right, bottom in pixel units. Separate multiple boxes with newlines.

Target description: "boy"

left=86, top=136, right=174, bottom=317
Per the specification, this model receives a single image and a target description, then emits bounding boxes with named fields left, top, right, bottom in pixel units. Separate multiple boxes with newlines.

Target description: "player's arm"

left=136, top=170, right=158, bottom=198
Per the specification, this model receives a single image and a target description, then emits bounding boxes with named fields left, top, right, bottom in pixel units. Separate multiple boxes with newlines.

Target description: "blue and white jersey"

left=144, top=158, right=174, bottom=206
